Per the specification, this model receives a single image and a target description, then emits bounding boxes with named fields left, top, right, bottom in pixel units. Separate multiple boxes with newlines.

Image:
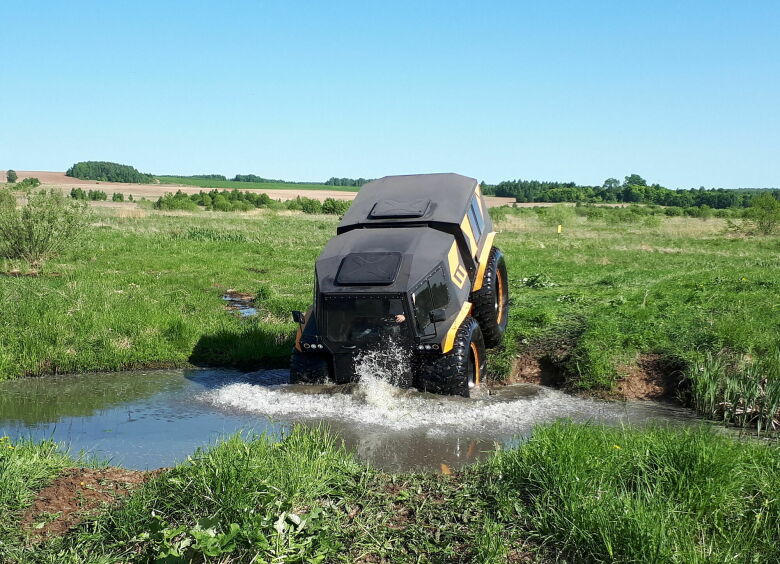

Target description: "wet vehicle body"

left=291, top=173, right=509, bottom=396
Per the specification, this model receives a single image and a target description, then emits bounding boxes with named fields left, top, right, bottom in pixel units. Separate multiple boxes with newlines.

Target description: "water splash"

left=202, top=378, right=634, bottom=434
left=351, top=341, right=411, bottom=410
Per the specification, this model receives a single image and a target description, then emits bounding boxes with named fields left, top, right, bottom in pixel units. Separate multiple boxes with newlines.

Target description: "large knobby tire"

left=470, top=246, right=509, bottom=348
left=416, top=316, right=486, bottom=397
left=290, top=350, right=331, bottom=384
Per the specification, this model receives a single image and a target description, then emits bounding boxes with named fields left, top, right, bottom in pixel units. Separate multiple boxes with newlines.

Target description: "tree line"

left=323, top=177, right=373, bottom=187
left=66, top=161, right=154, bottom=184
left=484, top=174, right=779, bottom=209
left=232, top=174, right=296, bottom=184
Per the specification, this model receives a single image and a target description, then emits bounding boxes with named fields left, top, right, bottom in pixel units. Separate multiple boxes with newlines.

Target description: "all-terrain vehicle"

left=290, top=173, right=509, bottom=396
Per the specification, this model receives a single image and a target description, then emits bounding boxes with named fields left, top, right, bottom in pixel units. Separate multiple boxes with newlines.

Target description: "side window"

left=413, top=268, right=449, bottom=333
left=428, top=269, right=449, bottom=309
left=469, top=195, right=485, bottom=239
left=413, top=282, right=434, bottom=332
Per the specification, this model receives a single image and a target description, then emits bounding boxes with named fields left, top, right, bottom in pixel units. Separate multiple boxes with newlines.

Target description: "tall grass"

left=75, top=427, right=363, bottom=562
left=483, top=422, right=780, bottom=563
left=688, top=349, right=780, bottom=432
left=5, top=425, right=779, bottom=562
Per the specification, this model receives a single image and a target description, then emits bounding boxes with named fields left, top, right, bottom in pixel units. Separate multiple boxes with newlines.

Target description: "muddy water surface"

left=0, top=368, right=697, bottom=472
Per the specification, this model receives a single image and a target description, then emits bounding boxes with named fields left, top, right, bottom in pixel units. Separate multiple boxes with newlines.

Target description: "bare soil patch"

left=616, top=354, right=685, bottom=400
left=509, top=332, right=685, bottom=402
left=508, top=332, right=580, bottom=388
left=21, top=467, right=156, bottom=540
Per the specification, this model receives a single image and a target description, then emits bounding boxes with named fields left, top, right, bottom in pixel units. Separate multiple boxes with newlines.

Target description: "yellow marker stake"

left=557, top=224, right=563, bottom=233
left=556, top=224, right=562, bottom=255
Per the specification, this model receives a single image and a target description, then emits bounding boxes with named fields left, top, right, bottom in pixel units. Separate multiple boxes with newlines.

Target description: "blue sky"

left=1, top=1, right=778, bottom=188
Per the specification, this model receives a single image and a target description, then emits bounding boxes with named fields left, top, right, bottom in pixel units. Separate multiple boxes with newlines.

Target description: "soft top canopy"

left=338, top=173, right=478, bottom=233
left=316, top=227, right=454, bottom=294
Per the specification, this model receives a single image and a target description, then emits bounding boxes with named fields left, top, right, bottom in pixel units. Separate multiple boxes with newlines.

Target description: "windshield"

left=322, top=295, right=409, bottom=344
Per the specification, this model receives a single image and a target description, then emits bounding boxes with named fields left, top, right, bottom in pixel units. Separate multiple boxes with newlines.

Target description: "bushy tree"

left=112, top=193, right=124, bottom=202
left=16, top=177, right=40, bottom=189
left=6, top=170, right=17, bottom=183
left=0, top=188, right=90, bottom=263
left=745, top=193, right=780, bottom=234
left=155, top=191, right=199, bottom=211
left=321, top=197, right=350, bottom=215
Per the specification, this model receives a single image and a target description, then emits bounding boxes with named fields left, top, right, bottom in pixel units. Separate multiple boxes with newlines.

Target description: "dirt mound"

left=21, top=467, right=156, bottom=540
left=616, top=354, right=685, bottom=400
left=509, top=331, right=685, bottom=402
left=508, top=331, right=581, bottom=388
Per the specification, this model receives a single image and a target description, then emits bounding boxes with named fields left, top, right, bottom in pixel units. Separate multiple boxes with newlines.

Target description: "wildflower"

left=80, top=481, right=86, bottom=486
left=7, top=445, right=15, bottom=450
left=613, top=445, right=621, bottom=449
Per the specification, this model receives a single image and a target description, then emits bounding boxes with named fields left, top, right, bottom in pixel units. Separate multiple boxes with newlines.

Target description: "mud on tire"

left=470, top=246, right=509, bottom=348
left=290, top=350, right=331, bottom=384
left=416, top=316, right=486, bottom=397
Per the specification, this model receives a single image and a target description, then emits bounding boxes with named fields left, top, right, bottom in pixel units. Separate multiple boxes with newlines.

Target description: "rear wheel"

left=290, top=350, right=331, bottom=384
left=417, top=316, right=486, bottom=397
left=470, top=246, right=509, bottom=348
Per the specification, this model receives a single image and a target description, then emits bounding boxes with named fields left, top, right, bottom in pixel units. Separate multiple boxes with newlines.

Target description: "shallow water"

left=0, top=367, right=698, bottom=472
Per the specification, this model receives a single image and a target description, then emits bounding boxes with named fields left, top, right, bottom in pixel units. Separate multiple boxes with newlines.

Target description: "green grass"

left=2, top=425, right=778, bottom=562
left=1, top=205, right=778, bottom=426
left=0, top=209, right=331, bottom=379
left=156, top=176, right=359, bottom=192
left=484, top=421, right=780, bottom=563
left=492, top=209, right=780, bottom=396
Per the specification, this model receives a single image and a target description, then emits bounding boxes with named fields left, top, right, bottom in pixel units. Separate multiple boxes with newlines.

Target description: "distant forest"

left=172, top=174, right=302, bottom=184
left=66, top=161, right=153, bottom=183
left=324, top=177, right=373, bottom=187
left=482, top=174, right=780, bottom=209
left=67, top=162, right=779, bottom=209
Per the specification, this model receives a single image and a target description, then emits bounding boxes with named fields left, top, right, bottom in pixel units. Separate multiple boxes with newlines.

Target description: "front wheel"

left=470, top=246, right=509, bottom=348
left=416, top=316, right=486, bottom=397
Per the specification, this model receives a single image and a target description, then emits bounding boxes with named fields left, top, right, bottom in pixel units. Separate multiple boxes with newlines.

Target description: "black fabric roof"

left=338, top=173, right=478, bottom=232
left=316, top=227, right=455, bottom=294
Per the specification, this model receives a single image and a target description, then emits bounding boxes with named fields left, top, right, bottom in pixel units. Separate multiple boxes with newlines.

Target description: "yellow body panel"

left=447, top=241, right=468, bottom=289
left=442, top=301, right=472, bottom=352
left=460, top=215, right=478, bottom=256
left=472, top=231, right=497, bottom=292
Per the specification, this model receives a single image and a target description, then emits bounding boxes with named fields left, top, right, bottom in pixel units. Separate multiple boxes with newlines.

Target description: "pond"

left=0, top=367, right=698, bottom=472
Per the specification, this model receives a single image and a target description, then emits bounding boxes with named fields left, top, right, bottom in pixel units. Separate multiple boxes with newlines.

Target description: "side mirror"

left=429, top=308, right=446, bottom=323
left=291, top=310, right=305, bottom=324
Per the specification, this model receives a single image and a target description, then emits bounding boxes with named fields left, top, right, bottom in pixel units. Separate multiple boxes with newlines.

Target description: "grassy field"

left=156, top=176, right=359, bottom=192
left=2, top=203, right=778, bottom=560
left=2, top=203, right=778, bottom=425
left=1, top=424, right=778, bottom=562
